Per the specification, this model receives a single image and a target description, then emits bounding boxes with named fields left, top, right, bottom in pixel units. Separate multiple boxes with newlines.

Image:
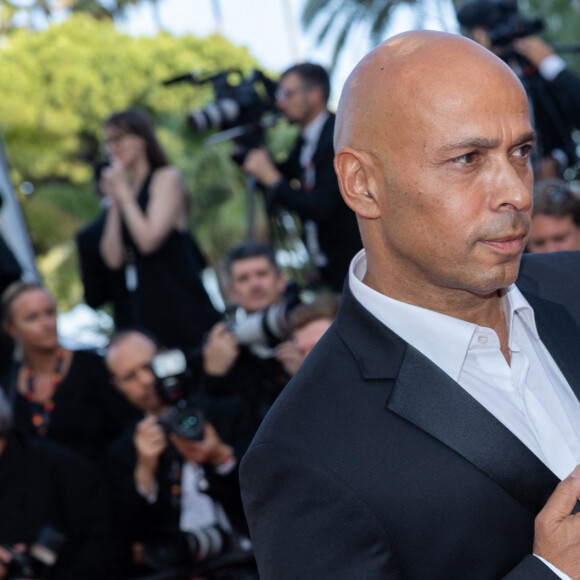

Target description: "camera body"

left=487, top=12, right=544, bottom=46
left=228, top=282, right=302, bottom=359
left=144, top=525, right=229, bottom=569
left=2, top=526, right=66, bottom=580
left=143, top=525, right=256, bottom=577
left=229, top=300, right=292, bottom=360
left=457, top=0, right=544, bottom=47
left=187, top=69, right=278, bottom=163
left=152, top=349, right=205, bottom=441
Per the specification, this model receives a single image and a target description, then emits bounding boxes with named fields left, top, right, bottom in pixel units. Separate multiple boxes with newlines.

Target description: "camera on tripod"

left=152, top=349, right=206, bottom=441
left=164, top=68, right=279, bottom=163
left=457, top=0, right=544, bottom=47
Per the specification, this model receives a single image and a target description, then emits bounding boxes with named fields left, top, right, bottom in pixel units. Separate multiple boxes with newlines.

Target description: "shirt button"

left=478, top=335, right=488, bottom=344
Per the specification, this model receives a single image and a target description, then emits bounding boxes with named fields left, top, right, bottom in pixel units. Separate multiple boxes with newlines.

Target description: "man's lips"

left=480, top=233, right=526, bottom=253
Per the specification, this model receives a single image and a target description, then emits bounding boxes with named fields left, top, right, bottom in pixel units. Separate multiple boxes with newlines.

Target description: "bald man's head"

left=333, top=29, right=534, bottom=306
left=334, top=30, right=522, bottom=154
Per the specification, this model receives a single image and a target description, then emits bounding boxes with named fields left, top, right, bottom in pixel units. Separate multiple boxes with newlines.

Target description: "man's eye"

left=514, top=144, right=532, bottom=158
left=454, top=152, right=478, bottom=165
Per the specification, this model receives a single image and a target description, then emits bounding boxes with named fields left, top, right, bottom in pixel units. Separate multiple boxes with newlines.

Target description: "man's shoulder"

left=247, top=324, right=363, bottom=448
left=518, top=251, right=580, bottom=326
left=518, top=251, right=580, bottom=285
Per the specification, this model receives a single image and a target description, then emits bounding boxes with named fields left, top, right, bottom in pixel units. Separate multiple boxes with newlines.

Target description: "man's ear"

left=334, top=148, right=381, bottom=219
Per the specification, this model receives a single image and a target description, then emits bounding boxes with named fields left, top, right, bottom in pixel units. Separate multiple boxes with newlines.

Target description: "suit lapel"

left=387, top=346, right=559, bottom=514
left=337, top=284, right=561, bottom=515
left=311, top=114, right=334, bottom=167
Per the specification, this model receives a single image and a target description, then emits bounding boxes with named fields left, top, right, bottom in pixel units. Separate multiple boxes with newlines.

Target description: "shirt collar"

left=301, top=110, right=329, bottom=148
left=348, top=249, right=539, bottom=381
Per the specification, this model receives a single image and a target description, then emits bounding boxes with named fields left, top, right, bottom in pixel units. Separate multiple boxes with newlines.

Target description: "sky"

left=119, top=0, right=459, bottom=105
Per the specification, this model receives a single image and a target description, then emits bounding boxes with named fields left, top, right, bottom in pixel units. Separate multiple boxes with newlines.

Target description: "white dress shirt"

left=349, top=249, right=580, bottom=579
left=299, top=110, right=330, bottom=268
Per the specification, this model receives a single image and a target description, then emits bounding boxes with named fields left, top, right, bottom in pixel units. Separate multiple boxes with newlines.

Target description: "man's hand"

left=0, top=545, right=11, bottom=580
left=134, top=415, right=167, bottom=497
left=170, top=422, right=233, bottom=468
left=243, top=147, right=283, bottom=188
left=275, top=340, right=305, bottom=376
left=202, top=322, right=240, bottom=376
left=533, top=465, right=580, bottom=579
left=0, top=544, right=28, bottom=580
left=512, top=36, right=555, bottom=68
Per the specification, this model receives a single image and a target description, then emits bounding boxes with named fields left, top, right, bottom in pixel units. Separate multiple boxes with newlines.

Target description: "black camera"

left=229, top=282, right=301, bottom=359
left=144, top=525, right=229, bottom=570
left=143, top=525, right=257, bottom=578
left=457, top=0, right=544, bottom=46
left=187, top=69, right=277, bottom=133
left=2, top=526, right=66, bottom=579
left=164, top=68, right=278, bottom=164
left=152, top=349, right=205, bottom=441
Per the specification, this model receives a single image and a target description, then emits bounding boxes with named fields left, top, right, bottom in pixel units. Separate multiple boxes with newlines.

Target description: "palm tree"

left=301, top=0, right=419, bottom=67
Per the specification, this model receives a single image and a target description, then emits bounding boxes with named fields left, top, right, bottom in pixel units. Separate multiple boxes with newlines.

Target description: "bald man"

left=239, top=30, right=580, bottom=580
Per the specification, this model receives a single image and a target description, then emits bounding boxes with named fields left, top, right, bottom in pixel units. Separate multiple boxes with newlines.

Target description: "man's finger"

left=540, top=465, right=580, bottom=522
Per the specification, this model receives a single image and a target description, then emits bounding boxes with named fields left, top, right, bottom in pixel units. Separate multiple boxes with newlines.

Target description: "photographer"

left=243, top=63, right=361, bottom=292
left=527, top=178, right=580, bottom=253
left=0, top=392, right=117, bottom=579
left=456, top=0, right=580, bottom=179
left=202, top=242, right=294, bottom=425
left=105, top=330, right=257, bottom=579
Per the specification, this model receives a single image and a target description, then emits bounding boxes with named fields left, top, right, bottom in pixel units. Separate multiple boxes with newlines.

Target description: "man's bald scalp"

left=334, top=30, right=524, bottom=154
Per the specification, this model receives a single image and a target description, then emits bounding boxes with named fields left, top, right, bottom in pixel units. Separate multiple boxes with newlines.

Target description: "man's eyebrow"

left=439, top=131, right=536, bottom=152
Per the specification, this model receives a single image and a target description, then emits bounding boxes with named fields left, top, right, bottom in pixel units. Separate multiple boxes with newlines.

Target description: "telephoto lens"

left=144, top=525, right=229, bottom=570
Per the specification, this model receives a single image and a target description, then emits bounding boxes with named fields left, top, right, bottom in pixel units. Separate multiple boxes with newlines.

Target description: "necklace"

left=24, top=347, right=65, bottom=437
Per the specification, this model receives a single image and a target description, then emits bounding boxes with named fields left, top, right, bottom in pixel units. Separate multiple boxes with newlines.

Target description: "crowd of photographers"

left=0, top=2, right=579, bottom=575
left=0, top=240, right=342, bottom=580
left=0, top=55, right=355, bottom=579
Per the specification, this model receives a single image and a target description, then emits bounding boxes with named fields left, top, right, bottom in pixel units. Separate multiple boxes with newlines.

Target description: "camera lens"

left=171, top=405, right=205, bottom=440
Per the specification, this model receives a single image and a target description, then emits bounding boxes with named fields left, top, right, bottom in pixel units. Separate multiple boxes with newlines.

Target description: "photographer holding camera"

left=0, top=392, right=117, bottom=579
left=457, top=0, right=580, bottom=179
left=242, top=63, right=361, bottom=292
left=202, top=242, right=296, bottom=425
left=105, top=330, right=257, bottom=579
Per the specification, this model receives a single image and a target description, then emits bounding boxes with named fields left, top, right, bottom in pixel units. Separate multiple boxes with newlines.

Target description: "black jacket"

left=0, top=433, right=117, bottom=579
left=241, top=252, right=580, bottom=580
left=270, top=113, right=362, bottom=291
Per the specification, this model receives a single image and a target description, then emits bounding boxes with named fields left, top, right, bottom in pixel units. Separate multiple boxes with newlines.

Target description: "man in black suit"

left=240, top=31, right=580, bottom=579
left=243, top=62, right=361, bottom=292
left=105, top=330, right=257, bottom=578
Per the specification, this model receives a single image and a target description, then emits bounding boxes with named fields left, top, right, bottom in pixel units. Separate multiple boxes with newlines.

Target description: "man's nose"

left=492, top=163, right=533, bottom=214
left=138, top=367, right=156, bottom=385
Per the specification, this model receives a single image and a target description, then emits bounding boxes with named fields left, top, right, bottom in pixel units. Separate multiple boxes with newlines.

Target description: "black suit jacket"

left=240, top=252, right=580, bottom=579
left=270, top=113, right=361, bottom=291
left=524, top=66, right=580, bottom=166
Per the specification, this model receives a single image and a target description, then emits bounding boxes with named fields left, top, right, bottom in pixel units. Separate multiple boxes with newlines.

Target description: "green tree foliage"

left=0, top=14, right=285, bottom=310
left=520, top=0, right=580, bottom=73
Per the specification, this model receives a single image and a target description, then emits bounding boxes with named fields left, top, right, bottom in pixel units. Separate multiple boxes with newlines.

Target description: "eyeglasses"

left=104, top=132, right=128, bottom=146
left=275, top=84, right=313, bottom=101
